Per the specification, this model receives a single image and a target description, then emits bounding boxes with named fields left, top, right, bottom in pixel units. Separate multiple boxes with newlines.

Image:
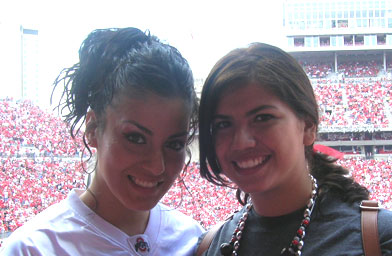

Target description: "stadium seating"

left=300, top=61, right=333, bottom=78
left=338, top=61, right=381, bottom=78
left=0, top=98, right=86, bottom=235
left=315, top=78, right=391, bottom=130
left=1, top=67, right=392, bottom=240
left=339, top=158, right=392, bottom=210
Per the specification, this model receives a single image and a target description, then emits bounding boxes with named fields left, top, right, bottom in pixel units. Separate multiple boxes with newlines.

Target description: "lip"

left=128, top=175, right=163, bottom=191
left=232, top=155, right=270, bottom=175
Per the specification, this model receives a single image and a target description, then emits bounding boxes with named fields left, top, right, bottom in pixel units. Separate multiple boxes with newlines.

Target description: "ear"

left=303, top=119, right=316, bottom=146
left=85, top=111, right=98, bottom=148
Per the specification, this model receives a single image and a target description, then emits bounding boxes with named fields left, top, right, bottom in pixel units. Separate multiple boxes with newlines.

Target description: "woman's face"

left=87, top=93, right=191, bottom=211
left=212, top=83, right=315, bottom=197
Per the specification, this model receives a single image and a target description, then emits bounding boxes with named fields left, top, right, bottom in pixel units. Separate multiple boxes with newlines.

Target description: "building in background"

left=0, top=22, right=41, bottom=106
left=283, top=0, right=392, bottom=159
left=283, top=0, right=392, bottom=73
left=21, top=27, right=40, bottom=104
left=0, top=21, right=22, bottom=100
left=284, top=0, right=392, bottom=51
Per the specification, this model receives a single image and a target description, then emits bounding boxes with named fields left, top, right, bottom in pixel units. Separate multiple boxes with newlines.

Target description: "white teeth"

left=131, top=177, right=158, bottom=188
left=236, top=157, right=265, bottom=169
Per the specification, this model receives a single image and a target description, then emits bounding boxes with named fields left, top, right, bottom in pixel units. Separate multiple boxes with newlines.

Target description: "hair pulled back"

left=198, top=43, right=369, bottom=205
left=52, top=27, right=198, bottom=159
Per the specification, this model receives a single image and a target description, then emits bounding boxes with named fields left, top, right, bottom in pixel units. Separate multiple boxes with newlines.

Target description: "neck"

left=250, top=173, right=313, bottom=217
left=80, top=185, right=150, bottom=236
left=220, top=174, right=318, bottom=256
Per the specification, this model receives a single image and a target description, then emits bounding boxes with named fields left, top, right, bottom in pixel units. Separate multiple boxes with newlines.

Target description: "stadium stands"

left=338, top=61, right=381, bottom=78
left=0, top=98, right=84, bottom=158
left=302, top=61, right=382, bottom=79
left=300, top=61, right=333, bottom=78
left=1, top=62, right=392, bottom=242
left=162, top=158, right=392, bottom=228
left=339, top=158, right=392, bottom=210
left=315, top=78, right=391, bottom=130
left=0, top=98, right=86, bottom=237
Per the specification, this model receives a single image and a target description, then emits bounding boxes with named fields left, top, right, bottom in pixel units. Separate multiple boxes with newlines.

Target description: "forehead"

left=107, top=92, right=192, bottom=127
left=112, top=91, right=191, bottom=113
left=217, top=82, right=276, bottom=105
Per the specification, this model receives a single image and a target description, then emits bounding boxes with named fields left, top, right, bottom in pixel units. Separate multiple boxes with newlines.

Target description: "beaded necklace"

left=220, top=175, right=318, bottom=256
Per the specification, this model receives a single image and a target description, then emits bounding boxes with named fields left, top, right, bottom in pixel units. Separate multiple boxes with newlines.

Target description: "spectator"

left=0, top=27, right=203, bottom=255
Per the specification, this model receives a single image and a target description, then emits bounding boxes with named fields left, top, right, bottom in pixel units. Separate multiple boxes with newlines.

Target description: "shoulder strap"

left=360, top=200, right=382, bottom=256
left=195, top=222, right=224, bottom=256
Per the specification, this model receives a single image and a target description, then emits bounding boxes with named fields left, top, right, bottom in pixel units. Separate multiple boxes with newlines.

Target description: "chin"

left=131, top=203, right=157, bottom=212
left=124, top=198, right=161, bottom=212
left=240, top=184, right=269, bottom=195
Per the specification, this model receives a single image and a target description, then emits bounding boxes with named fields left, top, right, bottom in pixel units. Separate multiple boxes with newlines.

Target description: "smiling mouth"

left=128, top=176, right=162, bottom=188
left=234, top=156, right=270, bottom=169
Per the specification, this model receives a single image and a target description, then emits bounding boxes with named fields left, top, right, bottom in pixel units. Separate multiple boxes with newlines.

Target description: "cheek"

left=103, top=142, right=127, bottom=165
left=271, top=128, right=304, bottom=156
left=166, top=152, right=187, bottom=176
left=214, top=140, right=229, bottom=167
left=214, top=130, right=231, bottom=152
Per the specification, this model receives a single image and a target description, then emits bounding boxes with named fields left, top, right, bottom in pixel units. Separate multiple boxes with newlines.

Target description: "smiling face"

left=87, top=92, right=190, bottom=212
left=212, top=83, right=316, bottom=198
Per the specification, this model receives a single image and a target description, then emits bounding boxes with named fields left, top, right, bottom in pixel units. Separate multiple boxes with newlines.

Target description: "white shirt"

left=0, top=189, right=204, bottom=256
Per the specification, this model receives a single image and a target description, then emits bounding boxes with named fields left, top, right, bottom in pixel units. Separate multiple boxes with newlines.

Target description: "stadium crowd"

left=2, top=155, right=391, bottom=237
left=0, top=158, right=85, bottom=234
left=300, top=61, right=333, bottom=78
left=338, top=60, right=381, bottom=78
left=315, top=78, right=392, bottom=130
left=0, top=98, right=84, bottom=158
left=0, top=98, right=87, bottom=237
left=339, top=157, right=392, bottom=209
left=162, top=158, right=392, bottom=228
left=161, top=162, right=241, bottom=228
left=302, top=61, right=382, bottom=79
left=1, top=64, right=392, bottom=245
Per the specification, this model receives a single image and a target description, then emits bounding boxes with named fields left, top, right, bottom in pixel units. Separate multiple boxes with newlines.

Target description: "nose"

left=231, top=127, right=256, bottom=151
left=143, top=150, right=165, bottom=175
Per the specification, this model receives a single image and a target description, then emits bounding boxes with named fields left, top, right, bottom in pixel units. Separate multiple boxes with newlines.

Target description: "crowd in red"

left=0, top=98, right=87, bottom=237
left=338, top=61, right=381, bottom=78
left=0, top=158, right=85, bottom=234
left=303, top=61, right=382, bottom=79
left=161, top=162, right=241, bottom=228
left=0, top=98, right=84, bottom=158
left=339, top=158, right=392, bottom=209
left=161, top=159, right=392, bottom=229
left=314, top=78, right=392, bottom=129
left=1, top=66, right=392, bottom=242
left=300, top=61, right=333, bottom=78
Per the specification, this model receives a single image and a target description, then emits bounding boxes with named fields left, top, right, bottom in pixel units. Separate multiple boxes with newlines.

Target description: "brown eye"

left=213, top=120, right=231, bottom=131
left=126, top=133, right=146, bottom=144
left=166, top=140, right=185, bottom=151
left=255, top=114, right=274, bottom=122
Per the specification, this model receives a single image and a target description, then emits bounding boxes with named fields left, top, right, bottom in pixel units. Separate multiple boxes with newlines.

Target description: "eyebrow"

left=246, top=105, right=277, bottom=116
left=213, top=105, right=277, bottom=119
left=125, top=120, right=152, bottom=135
left=168, top=131, right=189, bottom=139
left=124, top=120, right=189, bottom=139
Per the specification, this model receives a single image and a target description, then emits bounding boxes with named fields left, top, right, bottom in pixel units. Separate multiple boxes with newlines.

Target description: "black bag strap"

left=360, top=200, right=382, bottom=256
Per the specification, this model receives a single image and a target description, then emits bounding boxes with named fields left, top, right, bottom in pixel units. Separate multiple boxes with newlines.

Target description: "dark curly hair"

left=52, top=27, right=198, bottom=169
left=198, top=42, right=369, bottom=205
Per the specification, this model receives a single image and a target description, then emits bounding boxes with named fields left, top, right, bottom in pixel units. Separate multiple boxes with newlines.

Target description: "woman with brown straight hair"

left=197, top=42, right=392, bottom=255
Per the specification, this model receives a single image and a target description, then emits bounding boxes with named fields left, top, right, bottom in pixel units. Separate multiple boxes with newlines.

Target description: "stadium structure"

left=1, top=0, right=392, bottom=245
left=284, top=0, right=392, bottom=159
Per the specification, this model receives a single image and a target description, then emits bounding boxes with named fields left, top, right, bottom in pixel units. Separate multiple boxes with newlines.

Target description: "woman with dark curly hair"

left=196, top=43, right=392, bottom=255
left=1, top=27, right=203, bottom=255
